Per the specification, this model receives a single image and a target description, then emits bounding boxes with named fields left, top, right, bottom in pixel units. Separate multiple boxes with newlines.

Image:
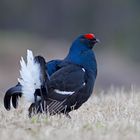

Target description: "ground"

left=0, top=88, right=140, bottom=140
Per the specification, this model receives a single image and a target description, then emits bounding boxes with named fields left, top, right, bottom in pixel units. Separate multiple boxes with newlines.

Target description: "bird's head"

left=77, top=33, right=99, bottom=49
left=69, top=33, right=99, bottom=53
left=65, top=33, right=99, bottom=72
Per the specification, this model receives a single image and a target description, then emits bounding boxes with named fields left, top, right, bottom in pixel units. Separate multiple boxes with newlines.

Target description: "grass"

left=0, top=88, right=140, bottom=140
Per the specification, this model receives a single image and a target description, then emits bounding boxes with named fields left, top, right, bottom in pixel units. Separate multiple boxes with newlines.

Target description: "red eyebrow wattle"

left=84, top=33, right=95, bottom=39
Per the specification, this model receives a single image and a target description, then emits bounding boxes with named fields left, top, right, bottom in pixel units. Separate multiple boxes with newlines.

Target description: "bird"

left=4, top=33, right=99, bottom=118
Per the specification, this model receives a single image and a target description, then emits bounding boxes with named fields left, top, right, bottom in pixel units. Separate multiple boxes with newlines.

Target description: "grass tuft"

left=0, top=88, right=140, bottom=140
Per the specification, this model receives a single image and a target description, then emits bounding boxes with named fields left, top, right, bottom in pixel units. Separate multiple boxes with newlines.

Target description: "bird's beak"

left=90, top=38, right=100, bottom=46
left=95, top=38, right=100, bottom=43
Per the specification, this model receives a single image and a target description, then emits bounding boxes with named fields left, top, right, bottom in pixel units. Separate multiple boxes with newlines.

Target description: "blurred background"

left=0, top=0, right=140, bottom=97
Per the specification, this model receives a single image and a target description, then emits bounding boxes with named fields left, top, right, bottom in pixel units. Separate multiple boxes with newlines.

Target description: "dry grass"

left=0, top=88, right=140, bottom=140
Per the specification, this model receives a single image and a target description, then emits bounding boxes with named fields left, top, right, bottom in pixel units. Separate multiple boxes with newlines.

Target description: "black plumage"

left=4, top=33, right=99, bottom=118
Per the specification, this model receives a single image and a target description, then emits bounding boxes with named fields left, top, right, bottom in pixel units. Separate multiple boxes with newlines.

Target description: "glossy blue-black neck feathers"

left=64, top=36, right=97, bottom=77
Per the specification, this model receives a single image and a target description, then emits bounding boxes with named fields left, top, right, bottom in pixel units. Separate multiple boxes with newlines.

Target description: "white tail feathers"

left=18, top=50, right=41, bottom=102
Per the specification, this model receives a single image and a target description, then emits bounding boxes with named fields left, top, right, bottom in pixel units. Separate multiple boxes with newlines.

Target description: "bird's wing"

left=48, top=64, right=86, bottom=100
left=31, top=64, right=88, bottom=114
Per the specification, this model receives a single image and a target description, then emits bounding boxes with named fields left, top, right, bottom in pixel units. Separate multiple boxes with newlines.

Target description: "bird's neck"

left=64, top=42, right=97, bottom=78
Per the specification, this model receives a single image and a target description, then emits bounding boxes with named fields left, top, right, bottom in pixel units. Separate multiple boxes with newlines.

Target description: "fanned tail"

left=18, top=50, right=41, bottom=102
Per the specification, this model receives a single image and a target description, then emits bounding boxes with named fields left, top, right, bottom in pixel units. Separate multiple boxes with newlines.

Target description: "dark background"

left=0, top=0, right=140, bottom=96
